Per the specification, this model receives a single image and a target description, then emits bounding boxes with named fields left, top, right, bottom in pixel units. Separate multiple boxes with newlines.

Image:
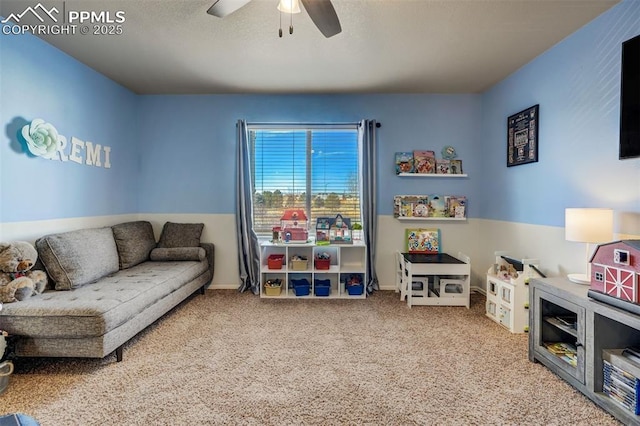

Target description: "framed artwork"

left=507, top=104, right=539, bottom=167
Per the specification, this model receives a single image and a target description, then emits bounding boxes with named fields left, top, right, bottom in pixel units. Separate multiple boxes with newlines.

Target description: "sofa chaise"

left=0, top=221, right=214, bottom=362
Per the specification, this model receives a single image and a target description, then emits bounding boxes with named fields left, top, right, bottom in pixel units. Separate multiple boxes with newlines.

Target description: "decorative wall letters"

left=21, top=118, right=112, bottom=168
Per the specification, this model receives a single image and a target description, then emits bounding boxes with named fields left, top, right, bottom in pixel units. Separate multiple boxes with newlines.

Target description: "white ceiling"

left=1, top=0, right=620, bottom=94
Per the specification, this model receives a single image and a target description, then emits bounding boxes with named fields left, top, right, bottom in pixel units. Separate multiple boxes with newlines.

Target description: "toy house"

left=315, top=217, right=331, bottom=245
left=280, top=209, right=309, bottom=243
left=329, top=214, right=352, bottom=244
left=589, top=240, right=640, bottom=305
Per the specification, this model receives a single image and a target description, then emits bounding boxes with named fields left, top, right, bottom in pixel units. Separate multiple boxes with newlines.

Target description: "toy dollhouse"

left=329, top=214, right=352, bottom=244
left=280, top=209, right=309, bottom=243
left=315, top=217, right=331, bottom=245
left=589, top=240, right=640, bottom=306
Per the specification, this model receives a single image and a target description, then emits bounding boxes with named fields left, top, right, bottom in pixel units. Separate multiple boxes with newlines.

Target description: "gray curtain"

left=360, top=120, right=379, bottom=292
left=235, top=120, right=261, bottom=294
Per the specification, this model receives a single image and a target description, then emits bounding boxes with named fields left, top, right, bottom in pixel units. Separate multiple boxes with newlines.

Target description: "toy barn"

left=589, top=240, right=640, bottom=304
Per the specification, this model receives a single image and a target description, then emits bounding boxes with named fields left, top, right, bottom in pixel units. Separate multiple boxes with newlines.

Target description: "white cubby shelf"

left=259, top=241, right=367, bottom=300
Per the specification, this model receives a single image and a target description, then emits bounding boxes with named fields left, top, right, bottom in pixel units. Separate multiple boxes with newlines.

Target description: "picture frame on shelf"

left=507, top=104, right=539, bottom=167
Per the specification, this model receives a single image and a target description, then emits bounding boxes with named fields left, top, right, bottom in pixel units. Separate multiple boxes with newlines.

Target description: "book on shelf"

left=428, top=195, right=447, bottom=217
left=554, top=315, right=577, bottom=329
left=405, top=228, right=441, bottom=253
left=436, top=158, right=450, bottom=174
left=395, top=152, right=414, bottom=174
left=543, top=341, right=578, bottom=367
left=449, top=159, right=463, bottom=174
left=413, top=150, right=436, bottom=174
left=394, top=195, right=430, bottom=218
left=445, top=195, right=467, bottom=218
left=623, top=348, right=640, bottom=366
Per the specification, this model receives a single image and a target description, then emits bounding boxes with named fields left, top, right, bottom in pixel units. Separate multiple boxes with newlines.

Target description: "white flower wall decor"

left=21, top=119, right=64, bottom=159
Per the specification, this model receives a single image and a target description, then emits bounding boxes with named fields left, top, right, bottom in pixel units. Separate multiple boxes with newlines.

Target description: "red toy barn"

left=590, top=240, right=640, bottom=304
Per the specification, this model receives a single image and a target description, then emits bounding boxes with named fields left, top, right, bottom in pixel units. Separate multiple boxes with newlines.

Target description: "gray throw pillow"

left=150, top=247, right=206, bottom=262
left=157, top=222, right=204, bottom=248
left=36, top=227, right=119, bottom=290
left=112, top=221, right=157, bottom=269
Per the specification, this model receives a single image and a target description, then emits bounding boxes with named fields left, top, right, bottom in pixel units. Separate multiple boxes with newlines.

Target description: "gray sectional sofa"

left=0, top=221, right=214, bottom=362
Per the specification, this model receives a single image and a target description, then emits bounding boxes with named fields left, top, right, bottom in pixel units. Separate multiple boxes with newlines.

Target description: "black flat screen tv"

left=620, top=34, right=640, bottom=160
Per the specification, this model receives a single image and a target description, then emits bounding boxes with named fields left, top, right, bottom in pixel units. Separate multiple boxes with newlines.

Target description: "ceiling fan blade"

left=207, top=0, right=252, bottom=18
left=300, top=0, right=342, bottom=38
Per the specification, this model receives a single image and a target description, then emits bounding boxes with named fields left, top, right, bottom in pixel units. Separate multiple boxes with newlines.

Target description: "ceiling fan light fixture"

left=277, top=0, right=301, bottom=14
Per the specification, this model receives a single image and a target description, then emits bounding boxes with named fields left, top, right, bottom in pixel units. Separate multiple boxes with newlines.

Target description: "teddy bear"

left=0, top=241, right=47, bottom=303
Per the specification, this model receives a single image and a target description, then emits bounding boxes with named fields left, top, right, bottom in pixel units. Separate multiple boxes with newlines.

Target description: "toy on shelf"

left=486, top=251, right=545, bottom=333
left=329, top=214, right=352, bottom=244
left=315, top=217, right=331, bottom=245
left=280, top=209, right=309, bottom=243
left=588, top=240, right=640, bottom=312
left=316, top=214, right=352, bottom=244
left=487, top=251, right=545, bottom=285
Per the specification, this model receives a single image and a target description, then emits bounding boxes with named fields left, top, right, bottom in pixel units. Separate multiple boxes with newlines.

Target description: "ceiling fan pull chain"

left=279, top=11, right=283, bottom=37
left=290, top=11, right=293, bottom=35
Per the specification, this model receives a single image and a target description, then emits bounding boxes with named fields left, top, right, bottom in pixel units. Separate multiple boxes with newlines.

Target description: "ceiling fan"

left=206, top=0, right=342, bottom=38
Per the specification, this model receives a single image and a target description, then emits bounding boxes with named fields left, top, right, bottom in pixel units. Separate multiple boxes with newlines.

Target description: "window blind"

left=250, top=127, right=361, bottom=235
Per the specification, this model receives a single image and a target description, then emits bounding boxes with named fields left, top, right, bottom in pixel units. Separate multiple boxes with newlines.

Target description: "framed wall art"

left=507, top=104, right=539, bottom=167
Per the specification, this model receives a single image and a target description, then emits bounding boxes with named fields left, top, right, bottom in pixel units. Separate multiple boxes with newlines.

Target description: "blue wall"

left=2, top=0, right=639, bottom=234
left=136, top=94, right=481, bottom=216
left=0, top=23, right=139, bottom=223
left=480, top=0, right=640, bottom=229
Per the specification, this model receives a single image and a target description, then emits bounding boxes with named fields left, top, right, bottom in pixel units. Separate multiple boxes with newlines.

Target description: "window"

left=249, top=125, right=361, bottom=236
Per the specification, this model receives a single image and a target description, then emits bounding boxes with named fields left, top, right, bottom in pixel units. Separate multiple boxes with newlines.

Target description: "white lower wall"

left=0, top=214, right=140, bottom=243
left=139, top=213, right=239, bottom=289
left=0, top=213, right=240, bottom=290
left=2, top=214, right=638, bottom=293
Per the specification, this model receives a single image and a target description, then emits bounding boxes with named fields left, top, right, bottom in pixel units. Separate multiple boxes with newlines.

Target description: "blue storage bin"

left=344, top=274, right=364, bottom=296
left=291, top=278, right=310, bottom=296
left=314, top=279, right=331, bottom=296
left=346, top=283, right=364, bottom=296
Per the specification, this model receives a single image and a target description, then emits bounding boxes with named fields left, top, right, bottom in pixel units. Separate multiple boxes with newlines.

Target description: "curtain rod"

left=246, top=121, right=381, bottom=128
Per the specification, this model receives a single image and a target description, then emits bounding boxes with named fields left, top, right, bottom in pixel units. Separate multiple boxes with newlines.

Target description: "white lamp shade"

left=565, top=208, right=614, bottom=243
left=277, top=0, right=301, bottom=13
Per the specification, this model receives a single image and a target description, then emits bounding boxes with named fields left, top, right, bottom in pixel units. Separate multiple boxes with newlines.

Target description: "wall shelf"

left=397, top=173, right=468, bottom=178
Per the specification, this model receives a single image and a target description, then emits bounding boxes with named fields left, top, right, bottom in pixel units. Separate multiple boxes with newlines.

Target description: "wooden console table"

left=530, top=277, right=640, bottom=425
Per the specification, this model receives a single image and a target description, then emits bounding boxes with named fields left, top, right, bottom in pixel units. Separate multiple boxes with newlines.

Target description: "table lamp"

left=565, top=208, right=614, bottom=284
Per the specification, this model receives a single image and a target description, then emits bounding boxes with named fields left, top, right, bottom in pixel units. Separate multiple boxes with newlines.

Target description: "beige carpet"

left=0, top=290, right=620, bottom=425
